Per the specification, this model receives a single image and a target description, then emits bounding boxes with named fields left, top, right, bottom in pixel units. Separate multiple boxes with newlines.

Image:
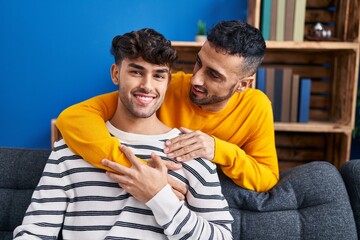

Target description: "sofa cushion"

left=0, top=147, right=51, bottom=240
left=219, top=161, right=358, bottom=240
left=340, top=159, right=360, bottom=235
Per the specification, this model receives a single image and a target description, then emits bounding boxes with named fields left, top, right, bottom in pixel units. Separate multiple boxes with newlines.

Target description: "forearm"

left=56, top=91, right=132, bottom=169
left=146, top=184, right=233, bottom=239
left=213, top=137, right=279, bottom=192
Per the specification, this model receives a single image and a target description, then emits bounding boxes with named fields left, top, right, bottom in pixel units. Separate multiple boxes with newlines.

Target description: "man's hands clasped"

left=164, top=127, right=215, bottom=161
left=102, top=128, right=215, bottom=203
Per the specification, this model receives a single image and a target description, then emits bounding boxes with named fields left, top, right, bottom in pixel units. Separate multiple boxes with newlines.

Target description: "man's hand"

left=164, top=127, right=215, bottom=161
left=102, top=145, right=168, bottom=203
left=103, top=145, right=187, bottom=202
left=148, top=160, right=187, bottom=201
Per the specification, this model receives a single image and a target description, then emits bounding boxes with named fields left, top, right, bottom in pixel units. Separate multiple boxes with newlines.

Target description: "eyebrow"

left=128, top=63, right=169, bottom=73
left=128, top=63, right=145, bottom=70
left=207, top=66, right=226, bottom=80
left=197, top=54, right=226, bottom=80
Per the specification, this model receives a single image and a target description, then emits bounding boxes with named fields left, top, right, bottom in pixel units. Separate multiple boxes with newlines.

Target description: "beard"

left=119, top=89, right=162, bottom=119
left=189, top=84, right=236, bottom=106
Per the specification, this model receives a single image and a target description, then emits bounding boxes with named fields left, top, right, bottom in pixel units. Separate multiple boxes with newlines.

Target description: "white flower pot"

left=195, top=35, right=207, bottom=43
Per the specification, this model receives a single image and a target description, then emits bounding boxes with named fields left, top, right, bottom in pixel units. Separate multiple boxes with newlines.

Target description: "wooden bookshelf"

left=250, top=0, right=360, bottom=171
left=170, top=0, right=359, bottom=171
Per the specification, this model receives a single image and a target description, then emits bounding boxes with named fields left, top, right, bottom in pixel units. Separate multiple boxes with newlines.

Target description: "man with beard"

left=56, top=20, right=279, bottom=192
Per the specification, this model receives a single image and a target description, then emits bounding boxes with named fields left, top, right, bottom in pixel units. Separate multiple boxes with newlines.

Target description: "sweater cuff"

left=145, top=184, right=182, bottom=226
left=212, top=137, right=232, bottom=166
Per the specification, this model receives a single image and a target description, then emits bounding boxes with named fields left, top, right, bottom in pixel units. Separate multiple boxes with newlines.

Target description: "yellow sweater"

left=57, top=72, right=279, bottom=191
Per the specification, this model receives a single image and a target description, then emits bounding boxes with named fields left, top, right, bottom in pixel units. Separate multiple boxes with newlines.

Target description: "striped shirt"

left=14, top=122, right=233, bottom=239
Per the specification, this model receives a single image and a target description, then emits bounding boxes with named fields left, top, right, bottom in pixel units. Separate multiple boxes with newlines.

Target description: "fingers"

left=164, top=130, right=215, bottom=161
left=172, top=189, right=186, bottom=201
left=167, top=175, right=187, bottom=201
left=163, top=160, right=183, bottom=171
left=106, top=171, right=128, bottom=185
left=164, top=131, right=198, bottom=155
left=179, top=127, right=193, bottom=134
left=150, top=153, right=167, bottom=173
left=120, top=145, right=142, bottom=168
left=102, top=158, right=129, bottom=174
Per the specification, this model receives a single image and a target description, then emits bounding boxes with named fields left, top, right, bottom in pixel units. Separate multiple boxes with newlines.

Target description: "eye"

left=207, top=70, right=219, bottom=79
left=154, top=73, right=167, bottom=81
left=130, top=70, right=142, bottom=76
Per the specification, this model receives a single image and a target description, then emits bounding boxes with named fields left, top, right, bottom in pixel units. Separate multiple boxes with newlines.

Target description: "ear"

left=235, top=77, right=254, bottom=93
left=110, top=64, right=120, bottom=85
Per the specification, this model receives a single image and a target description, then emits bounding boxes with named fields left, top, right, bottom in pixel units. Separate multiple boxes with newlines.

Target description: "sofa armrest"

left=340, top=159, right=360, bottom=235
left=219, top=161, right=358, bottom=240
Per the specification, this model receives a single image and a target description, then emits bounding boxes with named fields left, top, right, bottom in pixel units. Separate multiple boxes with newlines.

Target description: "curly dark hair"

left=207, top=20, right=266, bottom=76
left=110, top=28, right=177, bottom=68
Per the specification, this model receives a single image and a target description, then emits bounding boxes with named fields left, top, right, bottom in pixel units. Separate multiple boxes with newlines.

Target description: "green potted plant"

left=195, top=20, right=207, bottom=43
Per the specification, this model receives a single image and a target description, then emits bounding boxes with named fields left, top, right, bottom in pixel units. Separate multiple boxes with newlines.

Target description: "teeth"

left=135, top=95, right=154, bottom=104
left=136, top=96, right=153, bottom=100
left=194, top=87, right=204, bottom=93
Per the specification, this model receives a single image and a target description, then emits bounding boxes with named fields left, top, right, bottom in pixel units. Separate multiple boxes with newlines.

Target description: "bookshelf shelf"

left=265, top=41, right=359, bottom=51
left=274, top=121, right=353, bottom=133
left=251, top=0, right=360, bottom=171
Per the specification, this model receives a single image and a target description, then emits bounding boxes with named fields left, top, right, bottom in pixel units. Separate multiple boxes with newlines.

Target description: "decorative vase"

left=195, top=35, right=207, bottom=43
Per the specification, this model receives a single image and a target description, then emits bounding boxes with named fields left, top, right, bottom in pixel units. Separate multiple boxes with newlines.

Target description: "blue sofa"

left=1, top=147, right=359, bottom=239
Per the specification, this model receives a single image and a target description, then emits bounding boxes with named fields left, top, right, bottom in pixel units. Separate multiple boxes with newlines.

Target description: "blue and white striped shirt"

left=14, top=122, right=233, bottom=239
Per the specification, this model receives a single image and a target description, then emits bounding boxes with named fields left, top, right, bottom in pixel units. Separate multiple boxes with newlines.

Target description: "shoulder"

left=181, top=158, right=219, bottom=181
left=51, top=139, right=89, bottom=167
left=240, top=88, right=272, bottom=110
left=165, top=72, right=192, bottom=99
left=170, top=71, right=192, bottom=88
left=245, top=88, right=271, bottom=103
left=171, top=71, right=192, bottom=81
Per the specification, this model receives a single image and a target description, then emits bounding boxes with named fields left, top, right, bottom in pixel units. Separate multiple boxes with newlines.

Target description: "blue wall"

left=0, top=0, right=248, bottom=149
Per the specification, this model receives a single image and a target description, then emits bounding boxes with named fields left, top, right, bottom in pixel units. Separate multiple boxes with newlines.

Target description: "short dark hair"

left=110, top=28, right=177, bottom=68
left=207, top=20, right=266, bottom=76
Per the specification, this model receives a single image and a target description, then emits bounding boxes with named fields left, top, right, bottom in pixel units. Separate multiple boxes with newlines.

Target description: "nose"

left=191, top=68, right=205, bottom=86
left=140, top=75, right=152, bottom=92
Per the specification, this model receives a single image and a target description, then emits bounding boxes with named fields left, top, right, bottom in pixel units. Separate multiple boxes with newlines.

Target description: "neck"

left=110, top=107, right=171, bottom=135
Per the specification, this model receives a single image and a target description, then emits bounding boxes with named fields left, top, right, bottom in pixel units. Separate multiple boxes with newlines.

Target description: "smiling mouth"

left=134, top=93, right=156, bottom=104
left=191, top=85, right=207, bottom=96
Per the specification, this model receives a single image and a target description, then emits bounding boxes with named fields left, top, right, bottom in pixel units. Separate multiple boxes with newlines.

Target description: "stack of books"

left=256, top=67, right=311, bottom=123
left=260, top=0, right=307, bottom=41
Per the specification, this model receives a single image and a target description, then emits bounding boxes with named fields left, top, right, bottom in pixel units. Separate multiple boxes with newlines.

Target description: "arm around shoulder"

left=212, top=93, right=279, bottom=192
left=56, top=91, right=132, bottom=169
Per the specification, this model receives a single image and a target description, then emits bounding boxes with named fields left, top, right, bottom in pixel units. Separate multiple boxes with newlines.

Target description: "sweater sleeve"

left=212, top=97, right=279, bottom=192
left=13, top=151, right=67, bottom=239
left=146, top=161, right=233, bottom=239
left=56, top=91, right=136, bottom=170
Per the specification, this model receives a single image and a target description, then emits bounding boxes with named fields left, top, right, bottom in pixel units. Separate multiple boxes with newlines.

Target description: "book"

left=275, top=0, right=286, bottom=41
left=298, top=78, right=312, bottom=123
left=265, top=68, right=275, bottom=107
left=281, top=68, right=292, bottom=122
left=260, top=0, right=272, bottom=40
left=284, top=0, right=296, bottom=41
left=256, top=68, right=266, bottom=93
left=293, top=0, right=306, bottom=41
left=273, top=68, right=283, bottom=122
left=270, top=0, right=277, bottom=40
left=290, top=74, right=300, bottom=122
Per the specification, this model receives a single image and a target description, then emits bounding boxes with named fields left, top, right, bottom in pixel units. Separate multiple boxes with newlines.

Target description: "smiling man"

left=56, top=20, right=279, bottom=192
left=14, top=28, right=233, bottom=239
